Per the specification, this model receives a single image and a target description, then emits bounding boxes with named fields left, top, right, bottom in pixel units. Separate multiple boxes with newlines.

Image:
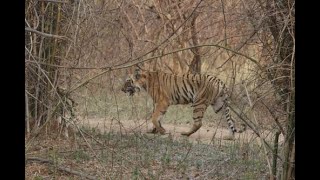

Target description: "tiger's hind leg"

left=181, top=103, right=208, bottom=136
left=147, top=101, right=169, bottom=135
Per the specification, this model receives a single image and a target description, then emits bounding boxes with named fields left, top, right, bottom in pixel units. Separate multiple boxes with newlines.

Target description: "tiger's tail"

left=225, top=106, right=246, bottom=134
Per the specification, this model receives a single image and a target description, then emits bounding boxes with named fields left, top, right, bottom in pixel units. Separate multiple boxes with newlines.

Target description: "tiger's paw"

left=181, top=132, right=191, bottom=136
left=157, top=127, right=166, bottom=135
left=222, top=135, right=235, bottom=141
left=146, top=128, right=157, bottom=134
left=146, top=127, right=166, bottom=135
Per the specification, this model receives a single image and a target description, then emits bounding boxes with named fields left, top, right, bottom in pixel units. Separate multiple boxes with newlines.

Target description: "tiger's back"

left=146, top=72, right=224, bottom=106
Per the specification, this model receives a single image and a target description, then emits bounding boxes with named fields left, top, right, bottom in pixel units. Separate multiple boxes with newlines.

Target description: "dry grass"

left=26, top=122, right=273, bottom=179
left=26, top=88, right=281, bottom=179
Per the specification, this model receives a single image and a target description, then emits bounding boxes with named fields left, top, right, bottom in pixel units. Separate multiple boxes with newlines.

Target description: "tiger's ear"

left=134, top=67, right=141, bottom=79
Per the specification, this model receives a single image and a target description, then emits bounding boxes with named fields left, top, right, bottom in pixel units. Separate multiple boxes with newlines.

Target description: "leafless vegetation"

left=25, top=0, right=294, bottom=179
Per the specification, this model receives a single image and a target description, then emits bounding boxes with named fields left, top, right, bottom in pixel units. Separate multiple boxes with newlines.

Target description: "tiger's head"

left=121, top=67, right=147, bottom=96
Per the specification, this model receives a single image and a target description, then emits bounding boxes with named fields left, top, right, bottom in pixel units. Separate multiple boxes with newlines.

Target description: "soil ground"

left=80, top=117, right=282, bottom=144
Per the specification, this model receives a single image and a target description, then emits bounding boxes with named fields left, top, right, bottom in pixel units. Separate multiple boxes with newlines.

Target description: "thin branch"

left=117, top=44, right=263, bottom=71
left=67, top=43, right=263, bottom=93
left=37, top=0, right=69, bottom=3
left=124, top=0, right=204, bottom=67
left=220, top=0, right=228, bottom=47
left=25, top=90, right=50, bottom=109
left=25, top=60, right=105, bottom=70
left=217, top=30, right=259, bottom=69
left=260, top=101, right=286, bottom=135
left=25, top=27, right=71, bottom=41
left=27, top=43, right=262, bottom=71
left=243, top=83, right=272, bottom=175
left=228, top=105, right=283, bottom=162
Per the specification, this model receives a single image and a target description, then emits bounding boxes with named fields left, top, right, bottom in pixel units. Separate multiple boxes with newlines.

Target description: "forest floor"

left=81, top=117, right=279, bottom=144
left=26, top=117, right=282, bottom=179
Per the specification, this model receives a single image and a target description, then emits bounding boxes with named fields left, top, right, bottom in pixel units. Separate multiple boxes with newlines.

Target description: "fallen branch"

left=26, top=157, right=98, bottom=180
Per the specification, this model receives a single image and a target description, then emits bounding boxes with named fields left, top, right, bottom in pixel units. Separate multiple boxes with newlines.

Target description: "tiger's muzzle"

left=121, top=79, right=140, bottom=96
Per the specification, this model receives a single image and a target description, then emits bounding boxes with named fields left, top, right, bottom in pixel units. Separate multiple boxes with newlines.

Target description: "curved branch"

left=122, top=44, right=263, bottom=70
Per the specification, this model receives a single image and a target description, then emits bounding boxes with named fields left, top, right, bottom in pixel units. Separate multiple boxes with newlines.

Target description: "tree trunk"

left=189, top=13, right=201, bottom=74
left=271, top=131, right=281, bottom=180
left=25, top=89, right=30, bottom=134
left=281, top=91, right=295, bottom=180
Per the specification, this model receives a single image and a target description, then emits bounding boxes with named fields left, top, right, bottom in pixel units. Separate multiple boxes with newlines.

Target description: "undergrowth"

left=26, top=126, right=269, bottom=179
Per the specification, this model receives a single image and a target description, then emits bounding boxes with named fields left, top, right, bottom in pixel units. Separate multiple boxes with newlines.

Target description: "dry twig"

left=26, top=157, right=98, bottom=180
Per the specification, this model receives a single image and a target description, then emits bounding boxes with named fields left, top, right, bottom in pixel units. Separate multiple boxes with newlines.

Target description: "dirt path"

left=80, top=118, right=282, bottom=144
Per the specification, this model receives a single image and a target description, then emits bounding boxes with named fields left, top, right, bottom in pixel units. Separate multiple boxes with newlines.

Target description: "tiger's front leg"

left=147, top=102, right=169, bottom=135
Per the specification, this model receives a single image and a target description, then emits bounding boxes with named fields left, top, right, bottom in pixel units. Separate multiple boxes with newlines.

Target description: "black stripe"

left=179, top=83, right=190, bottom=103
left=174, top=75, right=178, bottom=87
left=197, top=75, right=201, bottom=87
left=181, top=95, right=188, bottom=103
left=182, top=76, right=188, bottom=93
left=175, top=77, right=182, bottom=95
left=182, top=81, right=189, bottom=96
left=194, top=118, right=202, bottom=122
left=227, top=117, right=234, bottom=123
left=176, top=84, right=181, bottom=95
left=213, top=80, right=220, bottom=100
left=187, top=74, right=195, bottom=94
left=175, top=93, right=180, bottom=102
left=173, top=76, right=181, bottom=102
left=170, top=74, right=174, bottom=88
left=171, top=94, right=176, bottom=102
left=193, top=115, right=203, bottom=120
left=184, top=76, right=193, bottom=98
left=193, top=97, right=207, bottom=106
left=222, top=83, right=226, bottom=90
left=182, top=88, right=190, bottom=101
left=213, top=76, right=217, bottom=81
left=193, top=108, right=204, bottom=113
left=181, top=78, right=192, bottom=102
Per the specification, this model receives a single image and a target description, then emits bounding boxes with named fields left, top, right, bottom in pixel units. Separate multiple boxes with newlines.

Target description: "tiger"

left=121, top=66, right=246, bottom=140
